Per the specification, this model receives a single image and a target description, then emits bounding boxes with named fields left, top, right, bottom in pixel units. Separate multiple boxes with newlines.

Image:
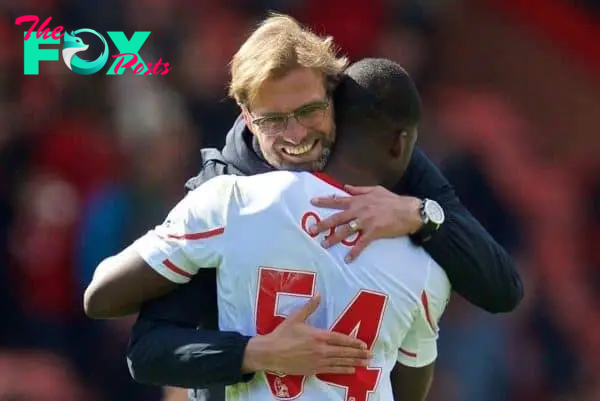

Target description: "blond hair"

left=229, top=13, right=349, bottom=107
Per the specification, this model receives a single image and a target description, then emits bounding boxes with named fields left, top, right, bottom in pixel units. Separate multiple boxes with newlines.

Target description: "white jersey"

left=133, top=171, right=451, bottom=401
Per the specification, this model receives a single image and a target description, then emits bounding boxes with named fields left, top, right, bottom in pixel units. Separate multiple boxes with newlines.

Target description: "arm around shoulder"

left=399, top=148, right=523, bottom=313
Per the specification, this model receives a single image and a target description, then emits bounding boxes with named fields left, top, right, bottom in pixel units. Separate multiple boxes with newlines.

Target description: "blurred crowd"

left=1, top=1, right=599, bottom=400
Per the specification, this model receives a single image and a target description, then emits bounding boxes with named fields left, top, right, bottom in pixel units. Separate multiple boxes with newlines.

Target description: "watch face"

left=425, top=200, right=445, bottom=225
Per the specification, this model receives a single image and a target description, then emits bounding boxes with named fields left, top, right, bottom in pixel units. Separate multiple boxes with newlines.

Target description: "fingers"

left=310, top=195, right=352, bottom=209
left=345, top=234, right=372, bottom=263
left=343, top=185, right=376, bottom=195
left=308, top=210, right=355, bottom=235
left=323, top=345, right=372, bottom=361
left=323, top=356, right=370, bottom=368
left=316, top=346, right=373, bottom=375
left=287, top=293, right=321, bottom=323
left=322, top=331, right=367, bottom=349
left=321, top=222, right=354, bottom=248
left=317, top=366, right=356, bottom=375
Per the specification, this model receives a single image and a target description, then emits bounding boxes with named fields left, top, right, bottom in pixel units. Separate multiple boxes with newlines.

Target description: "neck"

left=323, top=157, right=400, bottom=189
left=323, top=162, right=378, bottom=187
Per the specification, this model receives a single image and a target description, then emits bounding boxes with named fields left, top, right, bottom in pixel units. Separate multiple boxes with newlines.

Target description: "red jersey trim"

left=421, top=291, right=436, bottom=332
left=399, top=348, right=417, bottom=358
left=162, top=259, right=193, bottom=279
left=311, top=172, right=349, bottom=193
left=165, top=227, right=225, bottom=240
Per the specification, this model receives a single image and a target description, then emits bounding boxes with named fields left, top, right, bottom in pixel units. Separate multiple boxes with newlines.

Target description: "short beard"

left=279, top=141, right=332, bottom=172
left=269, top=124, right=335, bottom=172
left=313, top=146, right=331, bottom=171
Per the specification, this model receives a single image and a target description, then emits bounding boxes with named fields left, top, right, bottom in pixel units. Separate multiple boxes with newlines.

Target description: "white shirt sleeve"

left=397, top=260, right=451, bottom=367
left=131, top=175, right=236, bottom=283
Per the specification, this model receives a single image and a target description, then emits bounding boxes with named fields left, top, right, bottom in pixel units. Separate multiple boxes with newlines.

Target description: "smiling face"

left=243, top=67, right=336, bottom=171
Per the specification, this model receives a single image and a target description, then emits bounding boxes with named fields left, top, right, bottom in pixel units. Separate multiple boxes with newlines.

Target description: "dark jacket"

left=126, top=115, right=523, bottom=400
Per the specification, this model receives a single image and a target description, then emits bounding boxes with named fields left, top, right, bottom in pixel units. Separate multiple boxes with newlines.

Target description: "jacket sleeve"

left=396, top=147, right=523, bottom=313
left=126, top=269, right=255, bottom=388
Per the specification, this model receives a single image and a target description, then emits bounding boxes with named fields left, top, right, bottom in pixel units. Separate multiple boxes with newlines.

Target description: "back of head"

left=326, top=58, right=421, bottom=186
left=229, top=13, right=349, bottom=108
left=340, top=58, right=421, bottom=129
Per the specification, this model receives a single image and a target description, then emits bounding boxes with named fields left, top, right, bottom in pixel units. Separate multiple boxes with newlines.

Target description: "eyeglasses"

left=249, top=101, right=330, bottom=135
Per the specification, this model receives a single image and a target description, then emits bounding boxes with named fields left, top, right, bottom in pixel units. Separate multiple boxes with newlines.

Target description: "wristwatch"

left=410, top=198, right=445, bottom=244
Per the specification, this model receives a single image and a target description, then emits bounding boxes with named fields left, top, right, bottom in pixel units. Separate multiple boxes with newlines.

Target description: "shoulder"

left=229, top=171, right=301, bottom=205
left=368, top=238, right=446, bottom=291
left=186, top=175, right=239, bottom=205
left=422, top=256, right=451, bottom=317
left=237, top=171, right=300, bottom=188
left=184, top=148, right=243, bottom=192
left=157, top=176, right=236, bottom=236
left=402, top=242, right=451, bottom=293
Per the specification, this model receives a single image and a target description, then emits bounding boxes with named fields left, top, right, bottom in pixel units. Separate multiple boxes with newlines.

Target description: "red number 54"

left=255, top=266, right=388, bottom=401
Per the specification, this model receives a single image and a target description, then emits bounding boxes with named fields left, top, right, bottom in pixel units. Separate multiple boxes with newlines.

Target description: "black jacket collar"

left=221, top=114, right=274, bottom=175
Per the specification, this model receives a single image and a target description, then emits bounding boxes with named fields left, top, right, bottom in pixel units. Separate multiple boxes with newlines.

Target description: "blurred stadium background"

left=1, top=0, right=600, bottom=400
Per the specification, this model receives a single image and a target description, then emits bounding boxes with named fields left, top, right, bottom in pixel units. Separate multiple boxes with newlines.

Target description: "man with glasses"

left=84, top=13, right=522, bottom=401
left=241, top=99, right=332, bottom=170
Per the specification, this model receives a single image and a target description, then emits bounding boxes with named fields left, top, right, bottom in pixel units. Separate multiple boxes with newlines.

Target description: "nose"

left=281, top=118, right=310, bottom=145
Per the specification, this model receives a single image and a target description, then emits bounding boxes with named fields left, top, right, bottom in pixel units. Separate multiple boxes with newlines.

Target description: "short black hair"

left=334, top=58, right=422, bottom=133
left=325, top=59, right=420, bottom=184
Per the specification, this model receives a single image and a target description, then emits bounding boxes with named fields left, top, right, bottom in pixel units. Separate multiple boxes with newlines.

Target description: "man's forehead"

left=254, top=98, right=328, bottom=117
left=251, top=68, right=327, bottom=114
